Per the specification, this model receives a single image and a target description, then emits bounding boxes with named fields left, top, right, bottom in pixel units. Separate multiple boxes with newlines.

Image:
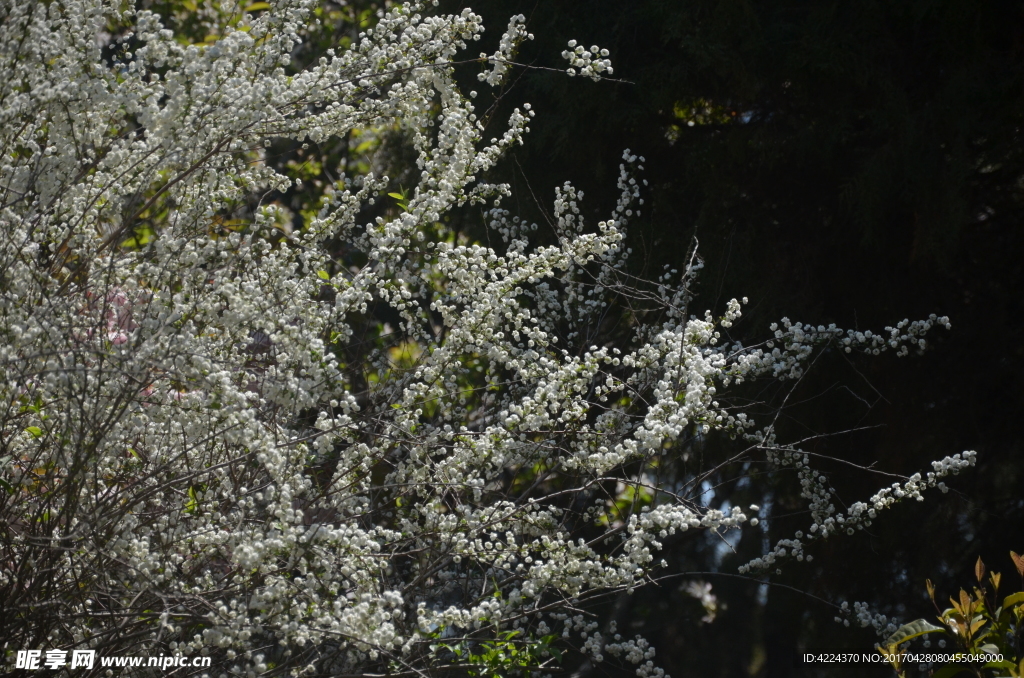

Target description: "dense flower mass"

left=0, top=0, right=972, bottom=676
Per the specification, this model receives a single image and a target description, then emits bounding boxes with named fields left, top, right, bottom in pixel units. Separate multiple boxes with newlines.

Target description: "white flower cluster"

left=562, top=40, right=613, bottom=80
left=603, top=631, right=665, bottom=678
left=478, top=14, right=533, bottom=87
left=833, top=601, right=898, bottom=636
left=0, top=1, right=972, bottom=676
left=740, top=451, right=975, bottom=575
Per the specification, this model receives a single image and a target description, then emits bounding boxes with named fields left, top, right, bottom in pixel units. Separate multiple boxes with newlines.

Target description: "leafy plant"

left=878, top=553, right=1024, bottom=677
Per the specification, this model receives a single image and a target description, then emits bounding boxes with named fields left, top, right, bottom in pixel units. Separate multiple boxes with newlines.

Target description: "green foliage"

left=880, top=553, right=1024, bottom=677
left=428, top=628, right=562, bottom=678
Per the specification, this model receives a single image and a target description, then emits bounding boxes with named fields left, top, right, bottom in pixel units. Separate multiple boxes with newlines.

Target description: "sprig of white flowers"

left=478, top=14, right=533, bottom=87
left=562, top=40, right=613, bottom=80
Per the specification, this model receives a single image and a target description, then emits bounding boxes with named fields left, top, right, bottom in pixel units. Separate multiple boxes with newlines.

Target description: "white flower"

left=0, top=2, right=969, bottom=676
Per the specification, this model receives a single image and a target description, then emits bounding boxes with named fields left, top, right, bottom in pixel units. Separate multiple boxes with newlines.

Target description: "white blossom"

left=0, top=1, right=971, bottom=676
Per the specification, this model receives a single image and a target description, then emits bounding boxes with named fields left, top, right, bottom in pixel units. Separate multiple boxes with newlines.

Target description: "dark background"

left=438, top=0, right=1024, bottom=675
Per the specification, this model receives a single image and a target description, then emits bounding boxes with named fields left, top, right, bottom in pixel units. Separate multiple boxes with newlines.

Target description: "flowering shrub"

left=0, top=0, right=976, bottom=675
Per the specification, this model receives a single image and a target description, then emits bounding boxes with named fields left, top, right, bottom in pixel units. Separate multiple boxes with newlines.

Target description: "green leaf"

left=244, top=2, right=270, bottom=10
left=25, top=426, right=42, bottom=438
left=883, top=618, right=945, bottom=647
left=0, top=477, right=13, bottom=493
left=1002, top=591, right=1024, bottom=610
left=983, top=659, right=1017, bottom=671
left=317, top=270, right=330, bottom=280
left=387, top=191, right=409, bottom=210
left=186, top=486, right=198, bottom=514
left=931, top=665, right=972, bottom=678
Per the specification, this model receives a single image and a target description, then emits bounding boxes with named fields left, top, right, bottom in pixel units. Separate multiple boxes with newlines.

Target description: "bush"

left=0, top=0, right=977, bottom=675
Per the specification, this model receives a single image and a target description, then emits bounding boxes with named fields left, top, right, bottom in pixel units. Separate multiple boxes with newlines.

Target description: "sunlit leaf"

left=1003, top=591, right=1024, bottom=610
left=1011, top=551, right=1024, bottom=578
left=883, top=619, right=944, bottom=648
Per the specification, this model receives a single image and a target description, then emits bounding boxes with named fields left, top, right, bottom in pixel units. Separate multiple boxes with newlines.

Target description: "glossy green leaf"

left=984, top=659, right=1016, bottom=670
left=1002, top=591, right=1024, bottom=610
left=883, top=618, right=944, bottom=647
